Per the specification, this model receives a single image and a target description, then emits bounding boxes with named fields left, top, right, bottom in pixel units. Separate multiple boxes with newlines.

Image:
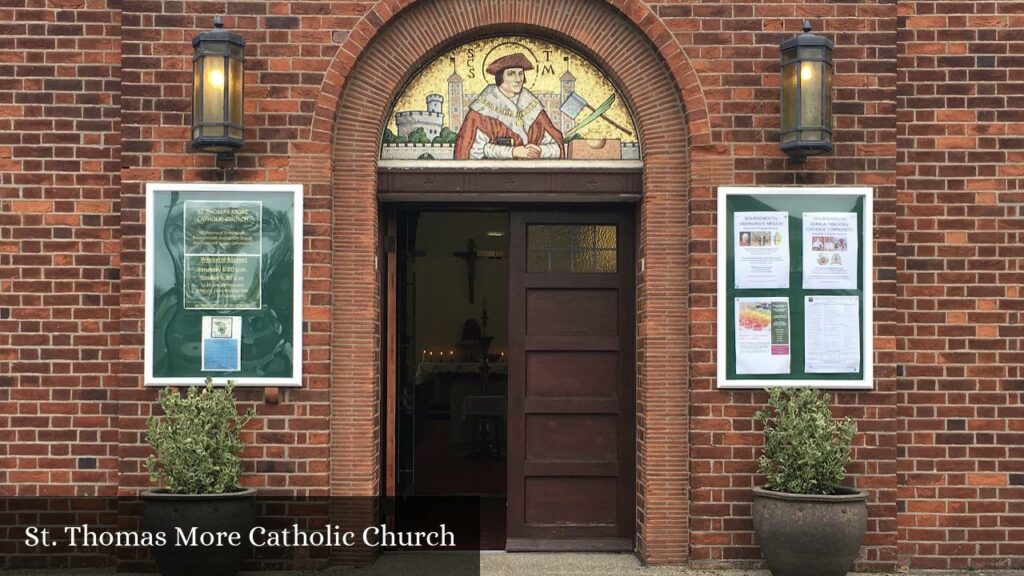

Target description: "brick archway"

left=306, top=2, right=710, bottom=148
left=325, top=0, right=703, bottom=564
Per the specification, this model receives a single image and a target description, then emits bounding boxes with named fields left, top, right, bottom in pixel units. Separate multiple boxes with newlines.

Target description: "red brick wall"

left=682, top=2, right=899, bottom=570
left=117, top=5, right=337, bottom=498
left=0, top=0, right=121, bottom=497
left=896, top=1, right=1024, bottom=570
left=0, top=0, right=1021, bottom=571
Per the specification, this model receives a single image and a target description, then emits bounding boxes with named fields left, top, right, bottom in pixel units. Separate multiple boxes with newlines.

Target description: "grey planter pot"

left=752, top=486, right=867, bottom=576
left=141, top=488, right=257, bottom=576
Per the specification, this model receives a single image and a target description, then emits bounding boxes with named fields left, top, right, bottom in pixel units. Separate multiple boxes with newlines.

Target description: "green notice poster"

left=145, top=184, right=303, bottom=386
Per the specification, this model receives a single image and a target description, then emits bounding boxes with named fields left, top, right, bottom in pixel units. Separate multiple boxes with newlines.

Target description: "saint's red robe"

left=454, top=109, right=564, bottom=160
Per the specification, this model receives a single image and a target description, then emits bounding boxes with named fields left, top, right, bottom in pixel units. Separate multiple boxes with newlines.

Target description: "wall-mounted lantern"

left=780, top=20, right=833, bottom=162
left=192, top=16, right=245, bottom=159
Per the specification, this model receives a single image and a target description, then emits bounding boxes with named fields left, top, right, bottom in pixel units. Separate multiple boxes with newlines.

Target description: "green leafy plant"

left=432, top=126, right=457, bottom=144
left=756, top=388, right=857, bottom=495
left=407, top=127, right=429, bottom=144
left=145, top=378, right=255, bottom=494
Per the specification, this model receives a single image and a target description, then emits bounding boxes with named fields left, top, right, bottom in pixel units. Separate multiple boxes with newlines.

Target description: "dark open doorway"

left=394, top=209, right=509, bottom=550
left=386, top=205, right=637, bottom=552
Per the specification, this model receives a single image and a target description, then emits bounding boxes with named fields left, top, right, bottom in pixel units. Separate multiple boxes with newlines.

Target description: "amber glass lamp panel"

left=228, top=44, right=244, bottom=140
left=781, top=49, right=799, bottom=144
left=200, top=53, right=226, bottom=138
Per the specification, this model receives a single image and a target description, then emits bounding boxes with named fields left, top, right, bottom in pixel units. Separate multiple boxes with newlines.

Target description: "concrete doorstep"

left=358, top=553, right=1022, bottom=576
left=5, top=554, right=1024, bottom=576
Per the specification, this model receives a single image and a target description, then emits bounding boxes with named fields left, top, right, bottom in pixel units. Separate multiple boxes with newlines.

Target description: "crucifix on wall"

left=453, top=239, right=504, bottom=303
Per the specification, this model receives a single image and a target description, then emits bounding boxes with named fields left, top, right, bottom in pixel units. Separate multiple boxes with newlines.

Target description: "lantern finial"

left=802, top=20, right=812, bottom=34
left=214, top=15, right=224, bottom=29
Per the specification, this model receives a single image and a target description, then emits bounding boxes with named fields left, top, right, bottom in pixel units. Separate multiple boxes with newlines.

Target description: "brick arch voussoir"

left=305, top=0, right=710, bottom=151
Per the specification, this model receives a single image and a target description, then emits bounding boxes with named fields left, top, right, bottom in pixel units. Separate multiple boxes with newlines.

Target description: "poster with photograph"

left=201, top=315, right=242, bottom=372
left=734, top=212, right=790, bottom=289
left=734, top=297, right=791, bottom=375
left=802, top=212, right=858, bottom=289
left=804, top=296, right=860, bottom=373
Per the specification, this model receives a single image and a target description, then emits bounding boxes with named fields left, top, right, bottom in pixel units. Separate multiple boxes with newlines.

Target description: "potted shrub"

left=752, top=388, right=866, bottom=576
left=142, top=378, right=256, bottom=576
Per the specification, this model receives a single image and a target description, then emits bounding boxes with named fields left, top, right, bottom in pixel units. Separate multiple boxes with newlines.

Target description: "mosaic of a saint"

left=382, top=37, right=639, bottom=162
left=453, top=53, right=564, bottom=159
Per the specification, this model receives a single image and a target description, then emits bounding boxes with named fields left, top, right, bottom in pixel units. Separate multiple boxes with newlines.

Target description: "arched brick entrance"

left=319, top=0, right=709, bottom=564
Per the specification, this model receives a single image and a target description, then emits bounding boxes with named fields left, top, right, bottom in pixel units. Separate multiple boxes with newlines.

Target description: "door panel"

left=526, top=289, right=618, bottom=335
left=507, top=209, right=635, bottom=552
left=524, top=477, right=618, bottom=524
left=526, top=351, right=618, bottom=397
left=525, top=414, right=618, bottom=461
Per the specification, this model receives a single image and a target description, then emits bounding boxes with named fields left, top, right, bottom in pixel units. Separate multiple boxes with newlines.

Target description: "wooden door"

left=507, top=209, right=635, bottom=551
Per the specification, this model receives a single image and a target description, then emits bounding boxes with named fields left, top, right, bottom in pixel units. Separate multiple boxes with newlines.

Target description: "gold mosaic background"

left=385, top=36, right=638, bottom=144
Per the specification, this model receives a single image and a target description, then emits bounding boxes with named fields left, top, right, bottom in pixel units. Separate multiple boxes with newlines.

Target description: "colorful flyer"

left=804, top=295, right=860, bottom=373
left=734, top=211, right=790, bottom=289
left=802, top=212, right=858, bottom=289
left=201, top=316, right=242, bottom=371
left=734, top=297, right=791, bottom=375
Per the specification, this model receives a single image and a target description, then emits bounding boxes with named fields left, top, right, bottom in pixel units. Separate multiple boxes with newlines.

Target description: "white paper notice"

left=804, top=296, right=860, bottom=373
left=201, top=316, right=242, bottom=371
left=802, top=212, right=858, bottom=289
left=735, top=297, right=791, bottom=375
left=734, top=212, right=790, bottom=289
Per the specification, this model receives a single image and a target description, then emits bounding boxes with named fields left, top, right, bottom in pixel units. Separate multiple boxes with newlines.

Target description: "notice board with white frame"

left=717, top=187, right=873, bottom=389
left=144, top=183, right=303, bottom=387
